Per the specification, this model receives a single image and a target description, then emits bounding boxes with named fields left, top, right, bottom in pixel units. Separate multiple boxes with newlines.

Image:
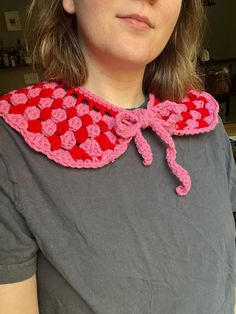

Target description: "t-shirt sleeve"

left=221, top=118, right=236, bottom=213
left=0, top=152, right=39, bottom=284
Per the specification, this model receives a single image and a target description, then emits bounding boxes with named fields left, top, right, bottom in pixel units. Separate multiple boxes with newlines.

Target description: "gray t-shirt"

left=0, top=95, right=236, bottom=314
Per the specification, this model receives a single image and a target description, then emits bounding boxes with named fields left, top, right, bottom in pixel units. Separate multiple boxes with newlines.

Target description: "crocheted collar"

left=0, top=81, right=219, bottom=197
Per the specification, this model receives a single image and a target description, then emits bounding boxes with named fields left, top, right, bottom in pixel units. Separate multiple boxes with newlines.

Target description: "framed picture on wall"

left=4, top=11, right=22, bottom=31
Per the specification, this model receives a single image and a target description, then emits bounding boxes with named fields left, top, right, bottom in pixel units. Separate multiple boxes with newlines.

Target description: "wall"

left=204, top=0, right=236, bottom=59
left=203, top=1, right=236, bottom=121
left=0, top=0, right=43, bottom=94
left=0, top=0, right=29, bottom=50
left=0, top=1, right=236, bottom=93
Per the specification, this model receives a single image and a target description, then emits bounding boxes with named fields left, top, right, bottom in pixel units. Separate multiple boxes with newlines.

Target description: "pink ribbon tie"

left=114, top=108, right=191, bottom=196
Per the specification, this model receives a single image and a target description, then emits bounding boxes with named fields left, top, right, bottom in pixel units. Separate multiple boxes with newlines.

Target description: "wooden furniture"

left=200, top=58, right=236, bottom=118
left=223, top=122, right=236, bottom=160
left=224, top=122, right=236, bottom=136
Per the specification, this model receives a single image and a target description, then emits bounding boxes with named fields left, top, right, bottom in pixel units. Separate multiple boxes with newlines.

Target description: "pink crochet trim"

left=0, top=81, right=219, bottom=197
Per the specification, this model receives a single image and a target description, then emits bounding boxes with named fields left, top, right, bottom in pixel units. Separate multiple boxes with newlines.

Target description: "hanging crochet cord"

left=114, top=107, right=191, bottom=197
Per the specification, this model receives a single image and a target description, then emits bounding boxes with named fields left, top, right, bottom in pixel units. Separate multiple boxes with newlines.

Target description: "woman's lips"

left=117, top=15, right=153, bottom=30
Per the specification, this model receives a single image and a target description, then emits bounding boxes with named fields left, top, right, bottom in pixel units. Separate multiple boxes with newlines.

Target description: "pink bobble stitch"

left=51, top=108, right=67, bottom=122
left=102, top=115, right=115, bottom=129
left=53, top=87, right=67, bottom=99
left=38, top=98, right=53, bottom=109
left=28, top=88, right=41, bottom=98
left=168, top=113, right=181, bottom=124
left=90, top=110, right=102, bottom=122
left=76, top=103, right=89, bottom=116
left=63, top=96, right=77, bottom=108
left=41, top=119, right=57, bottom=136
left=68, top=116, right=82, bottom=131
left=189, top=110, right=201, bottom=120
left=24, top=106, right=40, bottom=120
left=185, top=119, right=199, bottom=129
left=43, top=82, right=58, bottom=89
left=204, top=115, right=213, bottom=125
left=0, top=101, right=10, bottom=114
left=80, top=138, right=102, bottom=156
left=87, top=124, right=100, bottom=138
left=61, top=131, right=76, bottom=150
left=193, top=100, right=205, bottom=109
left=11, top=93, right=28, bottom=105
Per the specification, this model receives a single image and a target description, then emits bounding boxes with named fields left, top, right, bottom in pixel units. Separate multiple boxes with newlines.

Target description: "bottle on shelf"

left=2, top=51, right=10, bottom=68
left=24, top=47, right=32, bottom=66
left=9, top=47, right=18, bottom=68
left=0, top=52, right=3, bottom=68
left=0, top=40, right=33, bottom=69
left=16, top=39, right=27, bottom=67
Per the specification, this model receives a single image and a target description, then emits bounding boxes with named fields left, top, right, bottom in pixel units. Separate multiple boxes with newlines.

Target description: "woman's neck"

left=82, top=58, right=146, bottom=109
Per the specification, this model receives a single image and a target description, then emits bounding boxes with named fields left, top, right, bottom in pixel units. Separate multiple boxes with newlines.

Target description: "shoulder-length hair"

left=24, top=0, right=206, bottom=101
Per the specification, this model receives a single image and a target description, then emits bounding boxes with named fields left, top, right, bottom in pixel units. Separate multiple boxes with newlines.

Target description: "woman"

left=0, top=0, right=235, bottom=313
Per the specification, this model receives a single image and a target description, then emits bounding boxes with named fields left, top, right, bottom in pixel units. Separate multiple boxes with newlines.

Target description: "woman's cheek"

left=158, top=1, right=182, bottom=28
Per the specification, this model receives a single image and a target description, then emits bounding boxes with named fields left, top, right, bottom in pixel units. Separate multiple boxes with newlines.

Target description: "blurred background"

left=0, top=0, right=236, bottom=124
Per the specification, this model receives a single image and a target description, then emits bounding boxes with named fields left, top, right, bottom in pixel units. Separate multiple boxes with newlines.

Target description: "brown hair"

left=24, top=0, right=206, bottom=101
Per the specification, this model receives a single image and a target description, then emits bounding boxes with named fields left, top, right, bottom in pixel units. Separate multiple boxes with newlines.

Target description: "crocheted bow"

left=114, top=108, right=191, bottom=197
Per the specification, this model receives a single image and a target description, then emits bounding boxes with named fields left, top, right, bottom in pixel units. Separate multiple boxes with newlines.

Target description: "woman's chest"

left=17, top=130, right=235, bottom=283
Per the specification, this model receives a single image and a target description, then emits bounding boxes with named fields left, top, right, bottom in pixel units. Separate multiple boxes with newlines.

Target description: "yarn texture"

left=0, top=81, right=219, bottom=196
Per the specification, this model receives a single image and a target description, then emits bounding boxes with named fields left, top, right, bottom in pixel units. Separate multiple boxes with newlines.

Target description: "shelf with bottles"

left=199, top=58, right=236, bottom=122
left=0, top=39, right=32, bottom=70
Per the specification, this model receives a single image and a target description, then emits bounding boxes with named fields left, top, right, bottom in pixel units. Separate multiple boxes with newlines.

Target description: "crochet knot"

left=114, top=109, right=152, bottom=139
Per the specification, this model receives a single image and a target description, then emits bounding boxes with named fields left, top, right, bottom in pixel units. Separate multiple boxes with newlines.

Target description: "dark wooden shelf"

left=0, top=66, right=33, bottom=71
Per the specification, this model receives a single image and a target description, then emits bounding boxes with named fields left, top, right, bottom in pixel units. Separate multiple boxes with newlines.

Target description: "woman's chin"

left=104, top=51, right=154, bottom=70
